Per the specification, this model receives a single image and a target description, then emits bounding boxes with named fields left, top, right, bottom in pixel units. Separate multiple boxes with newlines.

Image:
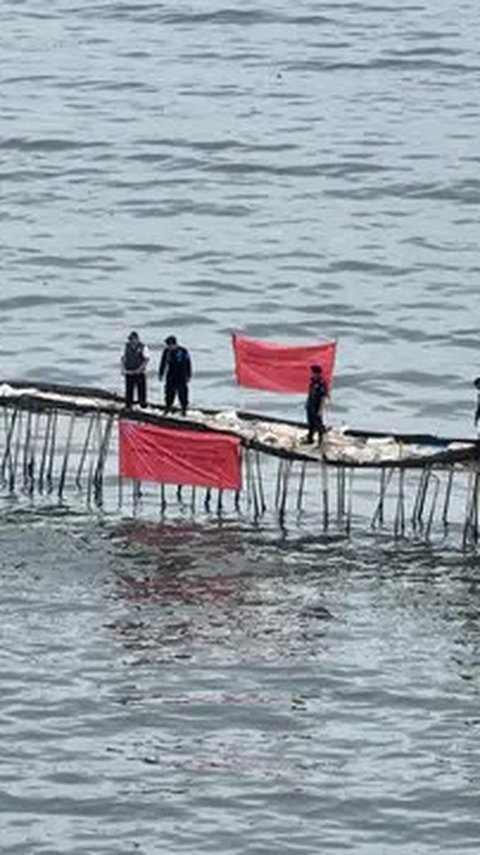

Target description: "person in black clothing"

left=121, top=331, right=149, bottom=408
left=306, top=364, right=328, bottom=444
left=159, top=335, right=192, bottom=416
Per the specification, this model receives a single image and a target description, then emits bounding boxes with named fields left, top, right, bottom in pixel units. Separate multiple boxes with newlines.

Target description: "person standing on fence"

left=159, top=335, right=192, bottom=416
left=305, top=364, right=328, bottom=444
left=121, top=331, right=149, bottom=408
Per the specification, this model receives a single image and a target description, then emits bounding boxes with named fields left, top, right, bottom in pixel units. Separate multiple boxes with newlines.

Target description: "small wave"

left=134, top=136, right=298, bottom=155
left=0, top=294, right=80, bottom=311
left=98, top=242, right=171, bottom=254
left=286, top=57, right=476, bottom=74
left=17, top=254, right=124, bottom=271
left=328, top=260, right=411, bottom=277
left=74, top=4, right=280, bottom=25
left=0, top=136, right=108, bottom=152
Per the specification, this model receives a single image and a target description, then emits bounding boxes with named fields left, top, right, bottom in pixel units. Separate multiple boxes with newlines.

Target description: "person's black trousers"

left=125, top=373, right=147, bottom=407
left=165, top=379, right=188, bottom=415
left=306, top=407, right=324, bottom=443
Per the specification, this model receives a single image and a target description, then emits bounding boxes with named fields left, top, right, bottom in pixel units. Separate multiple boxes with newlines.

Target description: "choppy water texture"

left=1, top=1, right=480, bottom=852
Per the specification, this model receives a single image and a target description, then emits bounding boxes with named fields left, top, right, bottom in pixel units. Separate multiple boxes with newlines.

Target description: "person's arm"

left=475, top=395, right=480, bottom=426
left=473, top=380, right=480, bottom=425
left=159, top=349, right=167, bottom=380
left=141, top=346, right=150, bottom=372
left=186, top=350, right=192, bottom=382
left=319, top=381, right=329, bottom=418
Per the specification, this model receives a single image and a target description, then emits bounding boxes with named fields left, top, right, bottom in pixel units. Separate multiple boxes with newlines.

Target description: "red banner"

left=232, top=333, right=336, bottom=393
left=119, top=421, right=242, bottom=490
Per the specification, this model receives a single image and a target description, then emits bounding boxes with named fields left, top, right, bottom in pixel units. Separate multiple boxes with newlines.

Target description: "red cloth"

left=232, top=333, right=336, bottom=393
left=119, top=421, right=242, bottom=490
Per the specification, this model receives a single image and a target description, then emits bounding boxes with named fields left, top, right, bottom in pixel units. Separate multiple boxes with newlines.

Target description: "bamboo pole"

left=243, top=447, right=260, bottom=518
left=22, top=409, right=33, bottom=491
left=58, top=412, right=76, bottom=499
left=278, top=459, right=292, bottom=521
left=46, top=410, right=58, bottom=493
left=296, top=461, right=307, bottom=514
left=255, top=450, right=266, bottom=514
left=118, top=469, right=123, bottom=509
left=473, top=472, right=479, bottom=544
left=321, top=460, right=329, bottom=530
left=11, top=409, right=24, bottom=492
left=425, top=474, right=440, bottom=540
left=462, top=468, right=480, bottom=548
left=234, top=488, right=241, bottom=512
left=336, top=466, right=346, bottom=521
left=244, top=446, right=253, bottom=509
left=371, top=467, right=394, bottom=529
left=414, top=468, right=431, bottom=528
left=345, top=466, right=354, bottom=534
left=38, top=410, right=52, bottom=494
left=1, top=407, right=18, bottom=488
left=75, top=413, right=96, bottom=489
left=378, top=469, right=386, bottom=526
left=441, top=466, right=454, bottom=527
left=274, top=459, right=284, bottom=511
left=93, top=414, right=114, bottom=506
left=29, top=410, right=42, bottom=495
left=394, top=468, right=405, bottom=537
left=132, top=480, right=141, bottom=515
left=462, top=469, right=475, bottom=550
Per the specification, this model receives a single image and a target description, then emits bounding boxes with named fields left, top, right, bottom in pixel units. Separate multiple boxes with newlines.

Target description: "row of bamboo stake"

left=0, top=404, right=479, bottom=546
left=0, top=406, right=114, bottom=504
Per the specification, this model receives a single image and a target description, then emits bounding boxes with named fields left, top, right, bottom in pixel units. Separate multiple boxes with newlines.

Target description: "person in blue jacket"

left=159, top=335, right=192, bottom=416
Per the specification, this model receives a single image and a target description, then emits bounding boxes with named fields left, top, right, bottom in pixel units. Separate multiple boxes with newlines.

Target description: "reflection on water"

left=107, top=519, right=335, bottom=664
left=1, top=514, right=480, bottom=852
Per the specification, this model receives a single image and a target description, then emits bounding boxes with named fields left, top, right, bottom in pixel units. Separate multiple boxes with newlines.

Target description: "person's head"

left=311, top=364, right=322, bottom=377
left=165, top=335, right=177, bottom=348
left=128, top=331, right=139, bottom=344
left=474, top=376, right=480, bottom=390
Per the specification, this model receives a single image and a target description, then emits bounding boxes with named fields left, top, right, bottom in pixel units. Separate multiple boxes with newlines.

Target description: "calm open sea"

left=1, top=1, right=480, bottom=852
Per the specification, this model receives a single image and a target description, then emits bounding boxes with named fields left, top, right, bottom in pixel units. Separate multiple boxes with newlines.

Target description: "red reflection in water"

left=108, top=520, right=248, bottom=654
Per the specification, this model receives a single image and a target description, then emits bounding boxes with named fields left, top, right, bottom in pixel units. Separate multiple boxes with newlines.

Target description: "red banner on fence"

left=232, top=333, right=336, bottom=393
left=119, top=421, right=242, bottom=490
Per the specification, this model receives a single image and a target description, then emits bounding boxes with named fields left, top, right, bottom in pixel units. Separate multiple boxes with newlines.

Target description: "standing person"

left=121, top=331, right=149, bottom=408
left=305, top=364, right=328, bottom=444
left=159, top=335, right=192, bottom=416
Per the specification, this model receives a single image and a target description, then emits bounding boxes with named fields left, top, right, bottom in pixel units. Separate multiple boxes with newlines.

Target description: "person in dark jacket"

left=305, top=364, right=328, bottom=443
left=121, top=331, right=149, bottom=408
left=159, top=335, right=192, bottom=416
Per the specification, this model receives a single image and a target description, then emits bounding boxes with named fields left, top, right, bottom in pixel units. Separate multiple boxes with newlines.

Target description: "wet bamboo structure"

left=0, top=380, right=479, bottom=547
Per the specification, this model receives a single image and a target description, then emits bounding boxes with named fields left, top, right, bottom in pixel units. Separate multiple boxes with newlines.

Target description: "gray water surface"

left=2, top=514, right=480, bottom=854
left=1, top=1, right=480, bottom=852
